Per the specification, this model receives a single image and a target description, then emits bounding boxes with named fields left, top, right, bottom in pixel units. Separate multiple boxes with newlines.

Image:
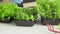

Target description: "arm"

left=18, top=0, right=23, bottom=2
left=11, top=0, right=23, bottom=4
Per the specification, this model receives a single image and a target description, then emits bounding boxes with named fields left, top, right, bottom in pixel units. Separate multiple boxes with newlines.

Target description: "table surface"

left=0, top=22, right=59, bottom=34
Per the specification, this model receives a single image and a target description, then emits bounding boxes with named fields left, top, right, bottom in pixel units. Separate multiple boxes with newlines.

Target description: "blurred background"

left=0, top=0, right=57, bottom=34
left=0, top=0, right=36, bottom=8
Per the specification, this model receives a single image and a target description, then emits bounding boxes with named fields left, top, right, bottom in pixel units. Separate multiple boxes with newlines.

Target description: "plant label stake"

left=47, top=23, right=60, bottom=34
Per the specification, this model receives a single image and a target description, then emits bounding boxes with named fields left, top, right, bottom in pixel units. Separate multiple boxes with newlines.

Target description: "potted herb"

left=31, top=7, right=38, bottom=23
left=56, top=0, right=60, bottom=23
left=37, top=0, right=60, bottom=25
left=14, top=7, right=37, bottom=26
left=0, top=4, right=18, bottom=23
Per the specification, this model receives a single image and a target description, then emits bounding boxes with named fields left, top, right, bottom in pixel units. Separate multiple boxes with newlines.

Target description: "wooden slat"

left=23, top=2, right=36, bottom=8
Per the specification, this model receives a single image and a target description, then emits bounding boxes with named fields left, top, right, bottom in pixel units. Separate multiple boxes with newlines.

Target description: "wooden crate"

left=0, top=0, right=11, bottom=4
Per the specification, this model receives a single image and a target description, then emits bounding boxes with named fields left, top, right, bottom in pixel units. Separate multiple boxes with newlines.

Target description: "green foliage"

left=14, top=7, right=37, bottom=21
left=0, top=4, right=37, bottom=21
left=0, top=3, right=18, bottom=20
left=58, top=23, right=60, bottom=30
left=31, top=7, right=38, bottom=20
left=37, top=0, right=60, bottom=19
left=14, top=7, right=23, bottom=20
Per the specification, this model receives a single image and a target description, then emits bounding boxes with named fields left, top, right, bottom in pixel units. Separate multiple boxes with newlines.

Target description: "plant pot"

left=34, top=15, right=41, bottom=24
left=1, top=17, right=13, bottom=23
left=58, top=19, right=60, bottom=23
left=23, top=0, right=36, bottom=3
left=41, top=18, right=59, bottom=25
left=34, top=19, right=41, bottom=24
left=15, top=20, right=34, bottom=26
left=0, top=19, right=2, bottom=22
